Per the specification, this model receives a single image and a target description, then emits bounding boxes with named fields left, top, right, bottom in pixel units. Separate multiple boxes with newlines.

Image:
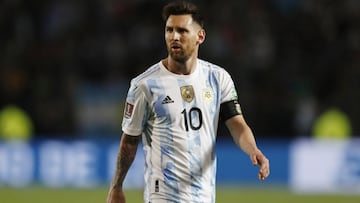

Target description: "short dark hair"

left=162, top=1, right=204, bottom=28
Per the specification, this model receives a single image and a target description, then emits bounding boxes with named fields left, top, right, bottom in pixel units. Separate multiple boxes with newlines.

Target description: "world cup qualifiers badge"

left=124, top=102, right=134, bottom=118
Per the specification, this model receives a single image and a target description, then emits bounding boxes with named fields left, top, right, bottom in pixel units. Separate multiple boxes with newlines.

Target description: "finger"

left=258, top=171, right=267, bottom=180
left=262, top=170, right=270, bottom=179
left=259, top=168, right=269, bottom=178
left=258, top=169, right=267, bottom=180
left=258, top=159, right=270, bottom=180
left=258, top=173, right=265, bottom=180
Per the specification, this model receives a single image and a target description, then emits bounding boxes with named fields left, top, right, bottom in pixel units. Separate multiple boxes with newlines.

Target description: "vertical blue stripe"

left=204, top=66, right=219, bottom=202
left=147, top=79, right=180, bottom=197
left=208, top=65, right=221, bottom=202
left=207, top=68, right=220, bottom=161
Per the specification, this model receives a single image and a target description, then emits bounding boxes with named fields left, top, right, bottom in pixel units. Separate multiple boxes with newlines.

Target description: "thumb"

left=251, top=154, right=258, bottom=166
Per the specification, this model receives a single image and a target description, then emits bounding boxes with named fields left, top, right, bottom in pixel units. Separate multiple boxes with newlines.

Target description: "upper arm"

left=122, top=133, right=140, bottom=147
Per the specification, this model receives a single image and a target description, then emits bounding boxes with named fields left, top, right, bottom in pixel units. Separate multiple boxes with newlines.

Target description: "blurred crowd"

left=0, top=0, right=359, bottom=139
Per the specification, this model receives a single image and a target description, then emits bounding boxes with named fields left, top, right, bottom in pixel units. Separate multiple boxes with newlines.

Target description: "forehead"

left=166, top=14, right=195, bottom=28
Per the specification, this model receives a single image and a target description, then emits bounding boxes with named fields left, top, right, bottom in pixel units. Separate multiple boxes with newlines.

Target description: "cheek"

left=165, top=37, right=171, bottom=46
left=189, top=34, right=199, bottom=45
left=191, top=38, right=199, bottom=46
left=165, top=33, right=171, bottom=41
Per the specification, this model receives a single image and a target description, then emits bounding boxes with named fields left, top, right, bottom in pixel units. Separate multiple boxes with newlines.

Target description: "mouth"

left=170, top=44, right=182, bottom=51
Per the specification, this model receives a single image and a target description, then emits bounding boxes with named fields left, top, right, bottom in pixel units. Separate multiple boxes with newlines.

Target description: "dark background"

left=1, top=0, right=359, bottom=139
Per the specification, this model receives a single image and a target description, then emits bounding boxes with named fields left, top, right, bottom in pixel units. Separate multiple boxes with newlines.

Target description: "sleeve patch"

left=124, top=102, right=134, bottom=119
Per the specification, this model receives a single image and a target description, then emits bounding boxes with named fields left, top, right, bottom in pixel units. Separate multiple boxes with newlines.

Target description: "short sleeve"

left=219, top=69, right=238, bottom=104
left=121, top=80, right=149, bottom=136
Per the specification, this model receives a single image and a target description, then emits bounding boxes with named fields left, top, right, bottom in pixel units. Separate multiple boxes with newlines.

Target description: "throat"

left=162, top=58, right=196, bottom=75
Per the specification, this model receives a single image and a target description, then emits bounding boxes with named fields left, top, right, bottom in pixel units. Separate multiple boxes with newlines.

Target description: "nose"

left=172, top=31, right=180, bottom=41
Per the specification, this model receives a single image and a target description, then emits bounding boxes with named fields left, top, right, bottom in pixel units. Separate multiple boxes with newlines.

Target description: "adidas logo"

left=162, top=96, right=174, bottom=104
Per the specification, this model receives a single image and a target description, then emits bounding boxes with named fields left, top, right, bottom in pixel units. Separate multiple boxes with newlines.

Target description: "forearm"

left=225, top=115, right=259, bottom=155
left=110, top=133, right=140, bottom=189
left=226, top=116, right=270, bottom=180
left=237, top=126, right=260, bottom=155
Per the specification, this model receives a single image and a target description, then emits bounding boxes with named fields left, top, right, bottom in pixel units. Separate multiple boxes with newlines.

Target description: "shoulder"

left=131, top=62, right=162, bottom=85
left=126, top=62, right=162, bottom=96
left=198, top=59, right=231, bottom=77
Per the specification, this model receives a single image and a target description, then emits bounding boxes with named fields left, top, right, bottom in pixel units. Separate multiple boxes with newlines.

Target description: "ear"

left=197, top=29, right=206, bottom=45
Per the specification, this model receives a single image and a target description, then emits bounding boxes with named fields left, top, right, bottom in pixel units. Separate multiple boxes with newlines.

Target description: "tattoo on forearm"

left=112, top=135, right=139, bottom=188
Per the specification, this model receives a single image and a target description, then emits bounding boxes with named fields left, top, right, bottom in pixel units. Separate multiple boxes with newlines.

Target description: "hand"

left=250, top=150, right=270, bottom=180
left=107, top=187, right=126, bottom=203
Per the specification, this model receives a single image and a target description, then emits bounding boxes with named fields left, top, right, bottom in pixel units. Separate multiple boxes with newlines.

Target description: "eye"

left=177, top=28, right=188, bottom=34
left=166, top=27, right=173, bottom=33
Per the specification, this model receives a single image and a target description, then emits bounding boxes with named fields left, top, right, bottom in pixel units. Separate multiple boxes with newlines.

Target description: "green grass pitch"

left=0, top=186, right=359, bottom=203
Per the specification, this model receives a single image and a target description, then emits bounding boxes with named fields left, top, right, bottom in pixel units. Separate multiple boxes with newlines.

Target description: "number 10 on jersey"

left=181, top=107, right=203, bottom=131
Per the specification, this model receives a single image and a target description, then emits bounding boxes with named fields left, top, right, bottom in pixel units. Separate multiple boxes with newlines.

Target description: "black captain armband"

left=220, top=100, right=242, bottom=121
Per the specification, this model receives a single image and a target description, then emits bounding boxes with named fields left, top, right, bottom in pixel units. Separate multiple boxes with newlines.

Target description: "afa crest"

left=203, top=87, right=214, bottom=102
left=180, top=85, right=195, bottom=103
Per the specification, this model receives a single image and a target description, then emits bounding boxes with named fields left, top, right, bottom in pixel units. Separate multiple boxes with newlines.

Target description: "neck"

left=163, top=56, right=197, bottom=75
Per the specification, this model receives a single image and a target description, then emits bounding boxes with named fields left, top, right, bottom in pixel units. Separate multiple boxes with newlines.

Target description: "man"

left=107, top=1, right=270, bottom=203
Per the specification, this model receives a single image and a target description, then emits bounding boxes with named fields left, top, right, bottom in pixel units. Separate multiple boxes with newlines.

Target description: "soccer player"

left=107, top=1, right=270, bottom=203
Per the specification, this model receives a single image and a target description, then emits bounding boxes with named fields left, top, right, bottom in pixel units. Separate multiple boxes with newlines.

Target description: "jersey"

left=122, top=59, right=239, bottom=203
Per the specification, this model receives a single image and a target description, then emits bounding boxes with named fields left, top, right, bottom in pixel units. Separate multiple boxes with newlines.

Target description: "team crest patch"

left=124, top=102, right=134, bottom=118
left=203, top=87, right=214, bottom=102
left=180, top=85, right=195, bottom=103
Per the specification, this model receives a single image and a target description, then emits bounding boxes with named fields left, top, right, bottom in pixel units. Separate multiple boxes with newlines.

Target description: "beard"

left=169, top=50, right=188, bottom=63
left=167, top=44, right=195, bottom=63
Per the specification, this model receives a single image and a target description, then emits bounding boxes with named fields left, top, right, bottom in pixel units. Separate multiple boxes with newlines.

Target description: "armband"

left=220, top=100, right=242, bottom=121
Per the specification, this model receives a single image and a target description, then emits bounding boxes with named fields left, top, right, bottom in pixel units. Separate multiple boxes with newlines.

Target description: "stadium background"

left=0, top=0, right=359, bottom=202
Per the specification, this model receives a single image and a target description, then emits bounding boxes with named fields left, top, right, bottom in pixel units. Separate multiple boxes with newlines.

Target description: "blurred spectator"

left=312, top=107, right=352, bottom=139
left=0, top=105, right=33, bottom=140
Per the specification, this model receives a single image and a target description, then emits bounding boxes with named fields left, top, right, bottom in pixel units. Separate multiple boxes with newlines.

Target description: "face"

left=165, top=14, right=205, bottom=63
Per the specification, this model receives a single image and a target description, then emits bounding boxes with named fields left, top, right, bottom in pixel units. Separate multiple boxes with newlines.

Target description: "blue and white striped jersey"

left=122, top=59, right=239, bottom=203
